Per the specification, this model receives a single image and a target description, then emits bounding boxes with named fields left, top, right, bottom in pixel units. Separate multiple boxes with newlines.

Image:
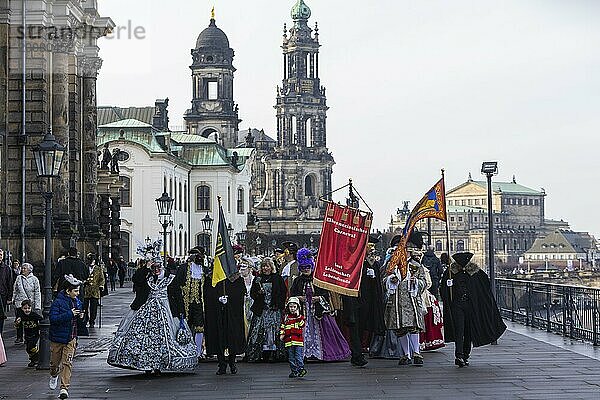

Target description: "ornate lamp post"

left=32, top=128, right=65, bottom=370
left=256, top=236, right=262, bottom=256
left=201, top=212, right=214, bottom=254
left=155, top=191, right=174, bottom=268
left=236, top=230, right=247, bottom=246
left=481, top=161, right=498, bottom=298
left=227, top=223, right=234, bottom=242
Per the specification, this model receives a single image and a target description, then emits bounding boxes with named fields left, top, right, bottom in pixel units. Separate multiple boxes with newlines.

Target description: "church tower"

left=184, top=11, right=240, bottom=148
left=254, top=0, right=335, bottom=237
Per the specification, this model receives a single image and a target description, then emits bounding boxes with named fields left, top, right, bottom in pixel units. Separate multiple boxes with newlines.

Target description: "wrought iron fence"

left=496, top=278, right=600, bottom=346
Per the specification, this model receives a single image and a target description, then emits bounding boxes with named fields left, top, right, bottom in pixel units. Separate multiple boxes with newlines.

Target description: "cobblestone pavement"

left=1, top=285, right=600, bottom=400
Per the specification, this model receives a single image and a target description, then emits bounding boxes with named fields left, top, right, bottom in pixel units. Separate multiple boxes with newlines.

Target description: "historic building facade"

left=251, top=0, right=335, bottom=240
left=96, top=115, right=253, bottom=261
left=184, top=14, right=240, bottom=149
left=389, top=176, right=557, bottom=270
left=0, top=1, right=113, bottom=265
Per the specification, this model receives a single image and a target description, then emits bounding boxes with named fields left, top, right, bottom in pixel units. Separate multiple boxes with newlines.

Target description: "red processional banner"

left=314, top=202, right=372, bottom=297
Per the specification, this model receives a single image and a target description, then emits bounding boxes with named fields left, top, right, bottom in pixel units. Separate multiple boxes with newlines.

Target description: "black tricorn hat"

left=188, top=246, right=205, bottom=255
left=368, top=234, right=380, bottom=244
left=390, top=235, right=402, bottom=248
left=281, top=241, right=298, bottom=253
left=452, top=252, right=474, bottom=268
left=406, top=230, right=424, bottom=249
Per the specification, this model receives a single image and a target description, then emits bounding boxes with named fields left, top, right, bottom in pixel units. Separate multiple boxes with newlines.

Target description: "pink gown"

left=0, top=333, right=7, bottom=365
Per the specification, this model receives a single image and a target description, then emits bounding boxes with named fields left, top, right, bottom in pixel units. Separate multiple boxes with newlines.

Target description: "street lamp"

left=236, top=230, right=247, bottom=245
left=32, top=128, right=65, bottom=370
left=227, top=223, right=234, bottom=241
left=481, top=161, right=498, bottom=299
left=256, top=236, right=262, bottom=255
left=156, top=191, right=174, bottom=268
left=201, top=212, right=213, bottom=254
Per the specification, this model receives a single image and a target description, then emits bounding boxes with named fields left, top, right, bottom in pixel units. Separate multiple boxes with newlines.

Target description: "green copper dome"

left=291, top=0, right=311, bottom=20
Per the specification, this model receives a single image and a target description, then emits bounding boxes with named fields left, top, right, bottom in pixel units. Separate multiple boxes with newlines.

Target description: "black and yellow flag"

left=211, top=203, right=237, bottom=287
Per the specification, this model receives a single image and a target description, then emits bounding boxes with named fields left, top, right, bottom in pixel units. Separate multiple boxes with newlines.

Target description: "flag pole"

left=217, top=196, right=227, bottom=298
left=442, top=169, right=452, bottom=301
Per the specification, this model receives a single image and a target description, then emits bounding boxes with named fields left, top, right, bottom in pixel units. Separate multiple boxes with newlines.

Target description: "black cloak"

left=250, top=273, right=287, bottom=316
left=440, top=262, right=506, bottom=347
left=203, top=276, right=247, bottom=356
left=342, top=259, right=386, bottom=335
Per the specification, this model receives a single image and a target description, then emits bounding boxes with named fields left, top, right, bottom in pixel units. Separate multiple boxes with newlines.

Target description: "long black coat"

left=249, top=273, right=286, bottom=316
left=440, top=263, right=506, bottom=347
left=53, top=257, right=89, bottom=292
left=342, top=259, right=386, bottom=335
left=203, top=276, right=246, bottom=356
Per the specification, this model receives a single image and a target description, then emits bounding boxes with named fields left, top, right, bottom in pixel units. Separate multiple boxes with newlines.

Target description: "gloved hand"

left=218, top=295, right=228, bottom=304
left=366, top=268, right=375, bottom=278
left=446, top=279, right=453, bottom=287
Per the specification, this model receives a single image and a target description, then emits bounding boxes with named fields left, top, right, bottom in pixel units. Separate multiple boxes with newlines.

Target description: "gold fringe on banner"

left=314, top=277, right=360, bottom=297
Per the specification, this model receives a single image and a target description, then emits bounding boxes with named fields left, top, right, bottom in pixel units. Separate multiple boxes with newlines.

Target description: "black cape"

left=203, top=276, right=246, bottom=356
left=342, top=259, right=386, bottom=335
left=440, top=263, right=506, bottom=347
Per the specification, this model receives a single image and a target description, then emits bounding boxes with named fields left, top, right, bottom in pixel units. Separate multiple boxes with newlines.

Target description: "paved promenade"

left=1, top=285, right=600, bottom=400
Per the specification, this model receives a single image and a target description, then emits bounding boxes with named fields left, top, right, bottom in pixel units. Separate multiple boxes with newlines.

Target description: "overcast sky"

left=96, top=0, right=600, bottom=236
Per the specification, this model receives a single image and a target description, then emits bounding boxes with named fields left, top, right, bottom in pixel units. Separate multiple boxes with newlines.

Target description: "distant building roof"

left=470, top=181, right=544, bottom=195
left=97, top=106, right=155, bottom=126
left=525, top=230, right=594, bottom=255
left=170, top=132, right=214, bottom=144
left=98, top=118, right=153, bottom=129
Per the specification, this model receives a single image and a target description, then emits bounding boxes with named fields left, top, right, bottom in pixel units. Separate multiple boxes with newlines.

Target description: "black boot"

left=455, top=357, right=467, bottom=367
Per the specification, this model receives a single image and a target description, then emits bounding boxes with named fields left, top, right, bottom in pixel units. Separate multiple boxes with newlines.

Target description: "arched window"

left=457, top=240, right=465, bottom=252
left=435, top=240, right=443, bottom=252
left=237, top=188, right=244, bottom=214
left=305, top=175, right=315, bottom=197
left=196, top=185, right=211, bottom=211
left=196, top=233, right=212, bottom=255
left=119, top=176, right=131, bottom=207
left=184, top=183, right=188, bottom=212
left=120, top=231, right=130, bottom=261
left=178, top=182, right=182, bottom=211
left=178, top=231, right=183, bottom=256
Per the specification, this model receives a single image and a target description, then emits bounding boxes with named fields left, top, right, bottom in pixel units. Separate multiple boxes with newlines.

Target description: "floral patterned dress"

left=107, top=275, right=197, bottom=372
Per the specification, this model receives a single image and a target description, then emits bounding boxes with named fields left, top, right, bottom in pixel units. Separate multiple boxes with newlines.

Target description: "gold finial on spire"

left=211, top=6, right=215, bottom=20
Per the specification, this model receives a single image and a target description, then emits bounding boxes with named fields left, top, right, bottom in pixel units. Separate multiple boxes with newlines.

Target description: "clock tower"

left=253, top=0, right=335, bottom=237
left=184, top=12, right=240, bottom=148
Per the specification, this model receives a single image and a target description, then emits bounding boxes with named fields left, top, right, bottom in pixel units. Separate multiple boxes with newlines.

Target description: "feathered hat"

left=296, top=247, right=315, bottom=271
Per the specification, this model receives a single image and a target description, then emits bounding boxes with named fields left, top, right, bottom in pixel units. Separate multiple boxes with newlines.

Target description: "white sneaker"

left=49, top=376, right=59, bottom=390
left=59, top=388, right=69, bottom=399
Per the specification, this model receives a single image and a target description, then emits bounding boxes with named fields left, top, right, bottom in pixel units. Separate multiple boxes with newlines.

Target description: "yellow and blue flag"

left=388, top=178, right=447, bottom=277
left=211, top=204, right=237, bottom=287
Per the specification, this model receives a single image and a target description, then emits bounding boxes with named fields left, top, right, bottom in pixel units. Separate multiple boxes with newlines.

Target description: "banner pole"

left=442, top=169, right=452, bottom=301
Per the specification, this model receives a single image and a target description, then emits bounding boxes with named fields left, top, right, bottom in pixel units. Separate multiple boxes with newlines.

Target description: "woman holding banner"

left=290, top=248, right=350, bottom=362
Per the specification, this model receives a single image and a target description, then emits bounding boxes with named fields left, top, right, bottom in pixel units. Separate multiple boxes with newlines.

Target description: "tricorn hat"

left=368, top=234, right=380, bottom=244
left=406, top=230, right=424, bottom=250
left=390, top=235, right=402, bottom=248
left=188, top=246, right=205, bottom=255
left=281, top=241, right=298, bottom=253
left=452, top=252, right=474, bottom=268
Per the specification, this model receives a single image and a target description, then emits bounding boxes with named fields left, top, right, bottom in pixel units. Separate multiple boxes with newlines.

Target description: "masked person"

left=203, top=261, right=247, bottom=375
left=440, top=252, right=506, bottom=367
left=384, top=231, right=427, bottom=366
left=177, top=246, right=207, bottom=362
left=290, top=248, right=350, bottom=362
left=341, top=234, right=385, bottom=367
left=107, top=255, right=196, bottom=374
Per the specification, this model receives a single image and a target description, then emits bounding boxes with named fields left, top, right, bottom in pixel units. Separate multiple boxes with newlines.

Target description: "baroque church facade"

left=251, top=0, right=335, bottom=241
left=0, top=0, right=113, bottom=265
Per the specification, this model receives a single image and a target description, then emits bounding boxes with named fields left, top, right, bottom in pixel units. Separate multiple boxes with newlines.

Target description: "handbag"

left=176, top=314, right=193, bottom=345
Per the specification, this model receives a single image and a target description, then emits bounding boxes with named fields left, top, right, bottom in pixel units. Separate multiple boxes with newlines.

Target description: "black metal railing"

left=496, top=278, right=600, bottom=346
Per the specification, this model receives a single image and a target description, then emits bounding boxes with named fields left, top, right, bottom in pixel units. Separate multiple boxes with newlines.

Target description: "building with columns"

left=0, top=0, right=113, bottom=266
left=251, top=0, right=335, bottom=242
left=389, top=176, right=563, bottom=270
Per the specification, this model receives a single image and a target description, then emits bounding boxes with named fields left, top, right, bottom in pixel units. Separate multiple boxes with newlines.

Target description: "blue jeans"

left=287, top=345, right=304, bottom=373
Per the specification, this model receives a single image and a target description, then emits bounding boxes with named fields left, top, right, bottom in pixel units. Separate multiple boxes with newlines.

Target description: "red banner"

left=314, top=202, right=372, bottom=297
